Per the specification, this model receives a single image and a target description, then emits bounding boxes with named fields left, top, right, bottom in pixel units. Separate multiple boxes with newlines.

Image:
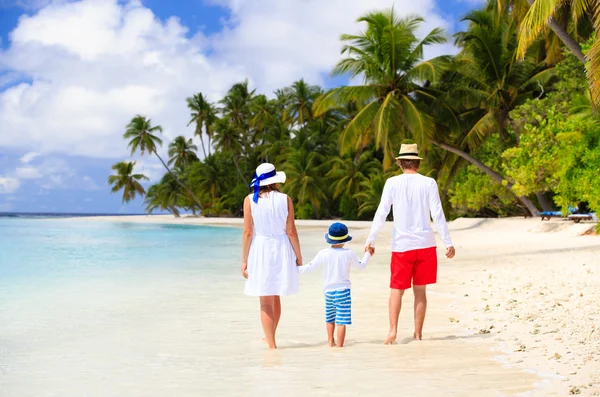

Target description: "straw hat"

left=395, top=143, right=423, bottom=160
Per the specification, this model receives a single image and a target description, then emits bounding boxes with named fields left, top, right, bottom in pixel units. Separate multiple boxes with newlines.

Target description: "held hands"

left=446, top=246, right=456, bottom=259
left=296, top=257, right=303, bottom=267
left=241, top=262, right=248, bottom=279
left=365, top=243, right=375, bottom=256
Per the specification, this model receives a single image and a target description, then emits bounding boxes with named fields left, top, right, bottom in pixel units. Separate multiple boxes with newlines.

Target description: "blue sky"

left=0, top=0, right=481, bottom=214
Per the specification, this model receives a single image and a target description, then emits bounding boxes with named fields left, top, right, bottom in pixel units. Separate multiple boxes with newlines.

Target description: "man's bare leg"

left=384, top=288, right=405, bottom=344
left=336, top=325, right=346, bottom=347
left=413, top=285, right=427, bottom=340
left=259, top=296, right=277, bottom=349
left=326, top=322, right=335, bottom=347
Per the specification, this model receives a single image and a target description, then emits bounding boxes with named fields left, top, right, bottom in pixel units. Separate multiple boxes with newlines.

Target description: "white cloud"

left=16, top=165, right=42, bottom=179
left=0, top=0, right=456, bottom=161
left=0, top=176, right=20, bottom=194
left=19, top=151, right=41, bottom=164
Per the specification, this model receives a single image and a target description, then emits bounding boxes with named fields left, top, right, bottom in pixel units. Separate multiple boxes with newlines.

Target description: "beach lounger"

left=567, top=213, right=598, bottom=223
left=539, top=206, right=577, bottom=221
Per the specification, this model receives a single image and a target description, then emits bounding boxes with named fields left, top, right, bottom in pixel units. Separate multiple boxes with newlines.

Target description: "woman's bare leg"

left=273, top=296, right=281, bottom=333
left=260, top=296, right=277, bottom=349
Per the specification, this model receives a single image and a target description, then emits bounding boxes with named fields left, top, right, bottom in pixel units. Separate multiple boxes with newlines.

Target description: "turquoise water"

left=0, top=217, right=241, bottom=296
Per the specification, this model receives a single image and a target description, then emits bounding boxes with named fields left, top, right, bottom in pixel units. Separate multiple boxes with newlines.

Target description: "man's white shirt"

left=366, top=173, right=453, bottom=252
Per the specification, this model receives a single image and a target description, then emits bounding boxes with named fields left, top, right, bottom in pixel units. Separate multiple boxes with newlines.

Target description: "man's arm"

left=429, top=180, right=455, bottom=258
left=365, top=180, right=393, bottom=250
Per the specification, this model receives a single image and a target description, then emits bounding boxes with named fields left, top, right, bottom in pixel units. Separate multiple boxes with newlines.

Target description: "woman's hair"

left=397, top=159, right=421, bottom=171
left=258, top=183, right=281, bottom=195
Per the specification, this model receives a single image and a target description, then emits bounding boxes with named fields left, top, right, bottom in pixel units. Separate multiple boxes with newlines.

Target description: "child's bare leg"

left=326, top=322, right=335, bottom=346
left=259, top=296, right=277, bottom=349
left=384, top=288, right=405, bottom=344
left=413, top=285, right=427, bottom=340
left=336, top=325, right=346, bottom=347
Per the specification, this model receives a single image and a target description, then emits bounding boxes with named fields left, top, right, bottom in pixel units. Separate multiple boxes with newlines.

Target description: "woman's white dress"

left=244, top=191, right=299, bottom=296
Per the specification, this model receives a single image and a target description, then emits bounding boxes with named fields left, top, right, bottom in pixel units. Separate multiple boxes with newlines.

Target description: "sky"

left=0, top=0, right=483, bottom=214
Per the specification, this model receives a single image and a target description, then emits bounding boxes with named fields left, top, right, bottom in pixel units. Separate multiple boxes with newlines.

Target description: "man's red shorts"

left=390, top=247, right=438, bottom=290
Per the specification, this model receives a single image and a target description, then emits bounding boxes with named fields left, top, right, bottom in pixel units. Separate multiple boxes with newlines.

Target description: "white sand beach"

left=3, top=215, right=598, bottom=396
left=59, top=215, right=600, bottom=396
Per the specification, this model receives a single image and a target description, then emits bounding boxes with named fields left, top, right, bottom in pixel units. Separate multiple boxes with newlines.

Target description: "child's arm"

left=298, top=252, right=322, bottom=274
left=351, top=251, right=371, bottom=271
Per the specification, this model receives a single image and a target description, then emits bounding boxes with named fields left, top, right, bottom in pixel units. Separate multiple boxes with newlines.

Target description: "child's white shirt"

left=298, top=248, right=371, bottom=292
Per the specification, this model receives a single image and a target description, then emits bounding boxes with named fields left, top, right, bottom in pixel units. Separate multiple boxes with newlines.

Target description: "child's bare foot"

left=328, top=339, right=336, bottom=347
left=384, top=333, right=397, bottom=345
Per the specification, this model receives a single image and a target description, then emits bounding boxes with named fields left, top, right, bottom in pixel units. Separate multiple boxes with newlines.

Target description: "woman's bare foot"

left=328, top=339, right=336, bottom=347
left=414, top=333, right=422, bottom=340
left=384, top=333, right=397, bottom=345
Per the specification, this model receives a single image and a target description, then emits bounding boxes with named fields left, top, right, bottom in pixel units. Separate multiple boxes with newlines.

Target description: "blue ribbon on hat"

left=250, top=169, right=277, bottom=203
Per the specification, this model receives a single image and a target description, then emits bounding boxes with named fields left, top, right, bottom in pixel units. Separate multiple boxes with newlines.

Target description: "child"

left=298, top=222, right=373, bottom=347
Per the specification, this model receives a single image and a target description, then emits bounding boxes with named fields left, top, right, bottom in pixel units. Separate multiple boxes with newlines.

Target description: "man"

left=365, top=143, right=455, bottom=344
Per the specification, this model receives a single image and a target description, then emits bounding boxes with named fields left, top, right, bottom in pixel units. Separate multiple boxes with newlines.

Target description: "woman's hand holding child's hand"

left=296, top=257, right=303, bottom=267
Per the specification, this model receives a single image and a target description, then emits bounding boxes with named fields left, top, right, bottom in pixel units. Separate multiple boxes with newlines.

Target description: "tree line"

left=109, top=0, right=600, bottom=224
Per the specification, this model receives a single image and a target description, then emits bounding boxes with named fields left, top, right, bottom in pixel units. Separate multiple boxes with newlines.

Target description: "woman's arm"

left=241, top=196, right=253, bottom=278
left=286, top=196, right=303, bottom=266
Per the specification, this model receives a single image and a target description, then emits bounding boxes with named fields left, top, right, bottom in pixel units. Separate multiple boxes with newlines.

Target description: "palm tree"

left=123, top=115, right=203, bottom=209
left=108, top=161, right=148, bottom=203
left=168, top=136, right=199, bottom=168
left=326, top=151, right=381, bottom=203
left=429, top=8, right=556, bottom=216
left=281, top=79, right=322, bottom=126
left=143, top=174, right=185, bottom=217
left=313, top=11, right=449, bottom=169
left=354, top=172, right=387, bottom=217
left=212, top=117, right=246, bottom=182
left=186, top=93, right=217, bottom=157
left=283, top=149, right=328, bottom=217
left=516, top=0, right=600, bottom=104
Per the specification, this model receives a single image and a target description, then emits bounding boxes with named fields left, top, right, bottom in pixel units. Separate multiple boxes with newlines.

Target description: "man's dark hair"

left=398, top=159, right=421, bottom=171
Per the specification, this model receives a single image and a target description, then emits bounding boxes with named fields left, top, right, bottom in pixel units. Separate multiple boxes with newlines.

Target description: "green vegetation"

left=109, top=0, right=600, bottom=228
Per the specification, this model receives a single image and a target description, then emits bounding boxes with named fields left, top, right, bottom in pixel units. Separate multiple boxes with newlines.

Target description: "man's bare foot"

left=328, top=339, right=336, bottom=347
left=384, top=333, right=397, bottom=345
left=414, top=333, right=422, bottom=340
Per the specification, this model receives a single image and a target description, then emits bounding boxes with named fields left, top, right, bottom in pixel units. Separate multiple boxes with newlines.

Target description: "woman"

left=241, top=163, right=302, bottom=349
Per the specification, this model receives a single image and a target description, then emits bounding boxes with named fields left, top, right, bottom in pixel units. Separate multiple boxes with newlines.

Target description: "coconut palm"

left=313, top=11, right=450, bottom=169
left=327, top=151, right=381, bottom=202
left=168, top=136, right=199, bottom=168
left=108, top=161, right=148, bottom=203
left=187, top=92, right=217, bottom=157
left=516, top=0, right=600, bottom=104
left=281, top=79, right=322, bottom=126
left=212, top=118, right=246, bottom=182
left=283, top=149, right=328, bottom=217
left=354, top=172, right=387, bottom=217
left=123, top=115, right=203, bottom=208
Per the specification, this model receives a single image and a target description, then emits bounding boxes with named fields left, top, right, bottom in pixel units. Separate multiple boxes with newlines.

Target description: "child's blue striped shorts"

left=325, top=288, right=351, bottom=325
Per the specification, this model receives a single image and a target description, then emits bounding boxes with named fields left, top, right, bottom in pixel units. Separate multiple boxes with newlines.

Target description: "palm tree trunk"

left=198, top=133, right=208, bottom=158
left=524, top=0, right=586, bottom=63
left=232, top=156, right=246, bottom=184
left=431, top=140, right=539, bottom=216
left=153, top=150, right=204, bottom=210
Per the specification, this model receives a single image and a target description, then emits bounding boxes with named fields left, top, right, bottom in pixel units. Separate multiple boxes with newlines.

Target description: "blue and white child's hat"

left=325, top=222, right=353, bottom=244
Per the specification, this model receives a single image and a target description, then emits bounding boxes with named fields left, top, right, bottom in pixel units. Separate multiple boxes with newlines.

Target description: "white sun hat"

left=250, top=163, right=286, bottom=202
left=395, top=143, right=423, bottom=160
